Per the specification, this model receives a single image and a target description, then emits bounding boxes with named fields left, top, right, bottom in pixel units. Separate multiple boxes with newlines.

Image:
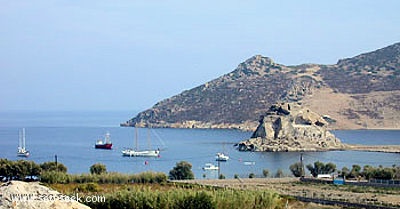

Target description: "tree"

left=0, top=159, right=13, bottom=180
left=374, top=168, right=394, bottom=180
left=169, top=161, right=194, bottom=180
left=18, top=160, right=41, bottom=180
left=289, top=162, right=304, bottom=177
left=341, top=167, right=350, bottom=178
left=0, top=159, right=41, bottom=181
left=90, top=163, right=107, bottom=175
left=306, top=161, right=336, bottom=177
left=362, top=165, right=374, bottom=180
left=263, top=169, right=270, bottom=178
left=40, top=162, right=67, bottom=173
left=275, top=169, right=284, bottom=178
left=219, top=174, right=226, bottom=179
left=325, top=163, right=337, bottom=174
left=348, top=164, right=361, bottom=179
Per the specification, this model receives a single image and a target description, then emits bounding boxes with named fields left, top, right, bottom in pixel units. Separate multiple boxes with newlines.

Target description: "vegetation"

left=40, top=161, right=67, bottom=173
left=275, top=169, right=284, bottom=178
left=90, top=163, right=107, bottom=175
left=76, top=184, right=283, bottom=209
left=263, top=169, right=269, bottom=178
left=169, top=161, right=195, bottom=180
left=306, top=161, right=336, bottom=177
left=0, top=159, right=41, bottom=181
left=40, top=171, right=168, bottom=184
left=289, top=162, right=304, bottom=177
left=341, top=164, right=400, bottom=180
left=303, top=161, right=400, bottom=181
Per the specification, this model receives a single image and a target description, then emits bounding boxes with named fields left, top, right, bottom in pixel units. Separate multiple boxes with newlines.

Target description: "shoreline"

left=121, top=123, right=400, bottom=132
left=345, top=144, right=400, bottom=153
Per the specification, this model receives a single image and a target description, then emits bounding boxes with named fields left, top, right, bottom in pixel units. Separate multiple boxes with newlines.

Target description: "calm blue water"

left=0, top=111, right=399, bottom=179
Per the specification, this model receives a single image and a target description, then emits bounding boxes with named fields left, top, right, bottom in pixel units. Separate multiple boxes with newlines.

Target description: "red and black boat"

left=95, top=132, right=113, bottom=149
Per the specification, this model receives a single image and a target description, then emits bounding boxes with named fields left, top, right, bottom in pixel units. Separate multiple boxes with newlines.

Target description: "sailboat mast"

left=135, top=127, right=138, bottom=151
left=147, top=128, right=151, bottom=149
left=22, top=128, right=26, bottom=149
left=18, top=130, right=21, bottom=148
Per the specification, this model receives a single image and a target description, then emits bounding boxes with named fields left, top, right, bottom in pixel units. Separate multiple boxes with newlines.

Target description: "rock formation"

left=237, top=103, right=345, bottom=152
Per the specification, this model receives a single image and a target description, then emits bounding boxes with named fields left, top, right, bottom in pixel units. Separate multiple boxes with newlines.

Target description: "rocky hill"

left=122, top=42, right=400, bottom=130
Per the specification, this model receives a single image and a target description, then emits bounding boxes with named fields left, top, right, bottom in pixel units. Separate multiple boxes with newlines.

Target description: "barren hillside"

left=122, top=42, right=400, bottom=130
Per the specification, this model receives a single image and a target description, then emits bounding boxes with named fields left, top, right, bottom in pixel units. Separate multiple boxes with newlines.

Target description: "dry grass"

left=178, top=178, right=400, bottom=208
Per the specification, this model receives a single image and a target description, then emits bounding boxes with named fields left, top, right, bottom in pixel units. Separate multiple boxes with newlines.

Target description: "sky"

left=1, top=0, right=399, bottom=112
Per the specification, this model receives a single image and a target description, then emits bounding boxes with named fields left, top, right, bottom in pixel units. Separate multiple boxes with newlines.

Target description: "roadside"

left=177, top=177, right=400, bottom=208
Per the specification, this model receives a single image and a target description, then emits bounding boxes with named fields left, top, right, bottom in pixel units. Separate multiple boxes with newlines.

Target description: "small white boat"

left=216, top=152, right=229, bottom=161
left=244, top=161, right=256, bottom=166
left=17, top=128, right=30, bottom=157
left=202, top=163, right=219, bottom=170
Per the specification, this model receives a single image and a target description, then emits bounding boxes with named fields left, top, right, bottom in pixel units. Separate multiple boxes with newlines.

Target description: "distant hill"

left=122, top=42, right=400, bottom=130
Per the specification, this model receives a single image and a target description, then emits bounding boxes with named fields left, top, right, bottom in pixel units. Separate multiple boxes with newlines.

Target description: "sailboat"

left=17, top=128, right=30, bottom=157
left=215, top=142, right=229, bottom=161
left=95, top=132, right=113, bottom=149
left=215, top=152, right=229, bottom=161
left=122, top=128, right=160, bottom=157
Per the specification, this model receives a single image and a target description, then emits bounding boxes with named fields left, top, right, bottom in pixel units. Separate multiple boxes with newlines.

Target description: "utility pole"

left=55, top=154, right=58, bottom=184
left=55, top=154, right=58, bottom=172
left=218, top=160, right=221, bottom=178
left=300, top=153, right=305, bottom=177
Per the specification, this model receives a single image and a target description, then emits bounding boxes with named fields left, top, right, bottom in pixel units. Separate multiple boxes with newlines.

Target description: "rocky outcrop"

left=237, top=103, right=345, bottom=152
left=0, top=181, right=90, bottom=209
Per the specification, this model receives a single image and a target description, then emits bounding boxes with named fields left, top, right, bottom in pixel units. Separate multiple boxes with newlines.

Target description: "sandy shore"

left=345, top=144, right=400, bottom=153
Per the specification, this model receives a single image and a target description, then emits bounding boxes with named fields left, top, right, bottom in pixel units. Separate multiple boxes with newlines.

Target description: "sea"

left=0, top=111, right=399, bottom=179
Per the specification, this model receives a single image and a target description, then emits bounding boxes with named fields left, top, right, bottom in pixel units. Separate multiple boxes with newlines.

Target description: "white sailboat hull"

left=216, top=152, right=229, bottom=161
left=122, top=149, right=160, bottom=157
left=202, top=163, right=219, bottom=170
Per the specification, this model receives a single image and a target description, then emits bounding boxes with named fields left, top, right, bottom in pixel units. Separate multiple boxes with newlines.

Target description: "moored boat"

left=122, top=128, right=161, bottom=157
left=95, top=132, right=113, bottom=149
left=17, top=128, right=30, bottom=157
left=122, top=148, right=160, bottom=157
left=216, top=152, right=229, bottom=161
left=202, top=163, right=219, bottom=170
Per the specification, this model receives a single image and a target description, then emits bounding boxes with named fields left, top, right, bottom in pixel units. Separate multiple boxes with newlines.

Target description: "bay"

left=0, top=111, right=399, bottom=179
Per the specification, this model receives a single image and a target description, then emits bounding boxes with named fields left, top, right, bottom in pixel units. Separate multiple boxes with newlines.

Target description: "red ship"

left=95, top=132, right=113, bottom=149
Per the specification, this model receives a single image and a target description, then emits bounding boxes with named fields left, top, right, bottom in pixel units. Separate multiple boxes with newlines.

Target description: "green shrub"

left=40, top=161, right=67, bottom=173
left=85, top=185, right=281, bottom=209
left=40, top=171, right=70, bottom=184
left=75, top=183, right=99, bottom=193
left=263, top=169, right=269, bottom=178
left=90, top=163, right=107, bottom=175
left=169, top=161, right=194, bottom=180
left=177, top=191, right=215, bottom=209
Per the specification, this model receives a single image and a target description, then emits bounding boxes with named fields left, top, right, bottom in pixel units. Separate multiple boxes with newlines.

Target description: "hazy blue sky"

left=1, top=1, right=399, bottom=112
